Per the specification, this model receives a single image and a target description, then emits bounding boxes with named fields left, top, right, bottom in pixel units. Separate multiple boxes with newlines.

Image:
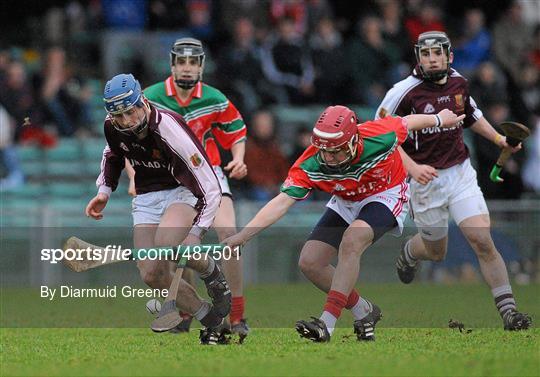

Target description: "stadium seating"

left=2, top=138, right=132, bottom=227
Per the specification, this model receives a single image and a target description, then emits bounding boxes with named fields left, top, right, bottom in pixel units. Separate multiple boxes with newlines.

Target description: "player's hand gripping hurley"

left=489, top=121, right=530, bottom=183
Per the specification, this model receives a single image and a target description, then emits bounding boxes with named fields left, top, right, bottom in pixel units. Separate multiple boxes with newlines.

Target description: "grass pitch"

left=1, top=283, right=539, bottom=376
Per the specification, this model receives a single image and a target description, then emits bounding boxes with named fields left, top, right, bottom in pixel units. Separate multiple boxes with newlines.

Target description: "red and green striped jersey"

left=144, top=77, right=247, bottom=166
left=281, top=116, right=408, bottom=202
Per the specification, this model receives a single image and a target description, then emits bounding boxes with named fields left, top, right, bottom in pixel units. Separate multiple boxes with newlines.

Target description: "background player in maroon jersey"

left=376, top=31, right=531, bottom=331
left=224, top=105, right=464, bottom=342
left=86, top=73, right=231, bottom=343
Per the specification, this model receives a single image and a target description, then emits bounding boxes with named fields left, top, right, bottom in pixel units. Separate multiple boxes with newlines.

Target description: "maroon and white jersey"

left=375, top=67, right=483, bottom=169
left=96, top=105, right=221, bottom=230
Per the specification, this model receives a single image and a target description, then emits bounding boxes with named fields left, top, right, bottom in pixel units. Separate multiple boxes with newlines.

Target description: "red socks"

left=230, top=296, right=245, bottom=324
left=323, top=290, right=348, bottom=319
left=345, top=289, right=360, bottom=309
left=182, top=296, right=246, bottom=324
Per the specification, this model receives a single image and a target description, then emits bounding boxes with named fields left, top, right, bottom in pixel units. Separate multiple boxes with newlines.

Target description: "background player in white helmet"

left=376, top=31, right=531, bottom=331
left=142, top=38, right=249, bottom=337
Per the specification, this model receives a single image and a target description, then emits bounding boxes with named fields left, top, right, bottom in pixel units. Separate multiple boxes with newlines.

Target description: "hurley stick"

left=61, top=236, right=223, bottom=272
left=490, top=121, right=530, bottom=183
left=150, top=263, right=185, bottom=332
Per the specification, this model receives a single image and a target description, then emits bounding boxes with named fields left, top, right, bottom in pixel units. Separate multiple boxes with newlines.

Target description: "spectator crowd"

left=1, top=0, right=539, bottom=199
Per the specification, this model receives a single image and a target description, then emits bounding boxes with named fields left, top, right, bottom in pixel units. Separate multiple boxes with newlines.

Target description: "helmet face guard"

left=313, top=135, right=360, bottom=173
left=110, top=105, right=149, bottom=137
left=170, top=37, right=205, bottom=90
left=103, top=73, right=149, bottom=137
left=311, top=105, right=362, bottom=172
left=415, top=31, right=452, bottom=82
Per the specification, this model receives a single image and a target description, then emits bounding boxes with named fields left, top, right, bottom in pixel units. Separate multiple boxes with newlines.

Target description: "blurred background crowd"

left=0, top=0, right=539, bottom=284
left=1, top=0, right=539, bottom=199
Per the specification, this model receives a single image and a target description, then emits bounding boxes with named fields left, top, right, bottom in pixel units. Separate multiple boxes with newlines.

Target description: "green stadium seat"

left=83, top=142, right=109, bottom=177
left=47, top=182, right=92, bottom=198
left=43, top=199, right=89, bottom=227
left=45, top=161, right=85, bottom=177
left=0, top=198, right=41, bottom=227
left=50, top=197, right=132, bottom=227
left=17, top=145, right=43, bottom=161
left=2, top=183, right=46, bottom=198
left=20, top=160, right=45, bottom=177
left=88, top=79, right=106, bottom=133
left=45, top=139, right=82, bottom=161
left=83, top=142, right=106, bottom=161
left=90, top=105, right=105, bottom=130
left=0, top=213, right=39, bottom=227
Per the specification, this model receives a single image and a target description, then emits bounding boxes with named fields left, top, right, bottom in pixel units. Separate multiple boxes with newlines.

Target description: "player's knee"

left=427, top=246, right=447, bottom=262
left=339, top=232, right=370, bottom=258
left=298, top=255, right=324, bottom=276
left=468, top=234, right=496, bottom=260
left=139, top=265, right=168, bottom=288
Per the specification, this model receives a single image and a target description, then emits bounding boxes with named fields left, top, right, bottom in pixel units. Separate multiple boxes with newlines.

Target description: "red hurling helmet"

left=311, top=105, right=362, bottom=171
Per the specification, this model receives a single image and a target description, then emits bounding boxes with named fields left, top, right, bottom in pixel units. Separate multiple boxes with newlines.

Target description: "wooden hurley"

left=61, top=236, right=223, bottom=272
left=489, top=121, right=530, bottom=183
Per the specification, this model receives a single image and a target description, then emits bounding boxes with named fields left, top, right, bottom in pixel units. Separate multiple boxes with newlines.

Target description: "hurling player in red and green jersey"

left=142, top=38, right=249, bottom=336
left=224, top=105, right=464, bottom=342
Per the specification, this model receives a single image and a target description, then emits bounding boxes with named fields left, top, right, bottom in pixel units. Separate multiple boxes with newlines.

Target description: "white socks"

left=350, top=297, right=372, bottom=321
left=319, top=311, right=337, bottom=335
left=403, top=239, right=418, bottom=265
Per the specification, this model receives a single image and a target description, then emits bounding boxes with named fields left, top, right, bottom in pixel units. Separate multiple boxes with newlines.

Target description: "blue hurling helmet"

left=104, top=73, right=143, bottom=114
left=103, top=74, right=148, bottom=135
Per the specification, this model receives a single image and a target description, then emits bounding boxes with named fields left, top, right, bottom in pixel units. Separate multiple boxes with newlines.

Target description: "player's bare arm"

left=398, top=146, right=438, bottom=185
left=404, top=109, right=465, bottom=131
left=223, top=192, right=296, bottom=247
left=470, top=117, right=522, bottom=153
left=225, top=140, right=247, bottom=179
left=85, top=193, right=109, bottom=220
left=125, top=159, right=136, bottom=197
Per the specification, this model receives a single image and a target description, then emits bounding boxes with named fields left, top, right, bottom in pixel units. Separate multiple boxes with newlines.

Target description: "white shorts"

left=409, top=158, right=489, bottom=241
left=132, top=186, right=198, bottom=225
left=326, top=182, right=410, bottom=236
left=213, top=166, right=232, bottom=197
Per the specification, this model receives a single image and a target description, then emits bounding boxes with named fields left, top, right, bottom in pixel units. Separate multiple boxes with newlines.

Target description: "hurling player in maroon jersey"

left=87, top=74, right=231, bottom=342
left=376, top=31, right=531, bottom=331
